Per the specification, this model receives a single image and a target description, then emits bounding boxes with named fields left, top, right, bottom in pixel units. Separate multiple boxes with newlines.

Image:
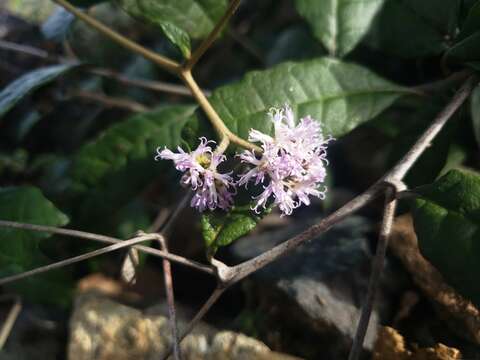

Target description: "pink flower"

left=156, top=138, right=235, bottom=212
left=238, top=105, right=333, bottom=216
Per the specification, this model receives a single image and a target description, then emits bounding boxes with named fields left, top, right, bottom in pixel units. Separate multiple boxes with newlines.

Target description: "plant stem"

left=348, top=190, right=397, bottom=360
left=160, top=286, right=225, bottom=360
left=221, top=76, right=477, bottom=284
left=90, top=68, right=209, bottom=97
left=184, top=0, right=242, bottom=70
left=71, top=90, right=149, bottom=112
left=0, top=295, right=21, bottom=350
left=50, top=0, right=258, bottom=152
left=158, top=236, right=181, bottom=360
left=180, top=69, right=260, bottom=151
left=0, top=235, right=159, bottom=286
left=226, top=183, right=386, bottom=284
left=385, top=76, right=477, bottom=181
left=52, top=0, right=180, bottom=73
left=0, top=220, right=215, bottom=276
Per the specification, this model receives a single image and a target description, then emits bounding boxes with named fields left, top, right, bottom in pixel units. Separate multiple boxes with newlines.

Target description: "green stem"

left=52, top=0, right=259, bottom=153
left=184, top=0, right=242, bottom=71
left=53, top=0, right=180, bottom=74
left=180, top=70, right=261, bottom=152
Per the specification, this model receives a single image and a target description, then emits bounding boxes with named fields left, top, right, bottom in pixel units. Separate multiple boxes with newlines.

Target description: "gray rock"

left=67, top=292, right=301, bottom=360
left=231, top=216, right=404, bottom=359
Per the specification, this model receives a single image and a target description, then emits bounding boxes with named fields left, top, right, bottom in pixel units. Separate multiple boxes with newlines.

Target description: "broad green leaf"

left=295, top=0, right=385, bottom=57
left=365, top=0, right=454, bottom=58
left=116, top=0, right=227, bottom=39
left=159, top=22, right=191, bottom=58
left=69, top=105, right=196, bottom=222
left=208, top=57, right=408, bottom=142
left=0, top=64, right=77, bottom=119
left=445, top=31, right=480, bottom=62
left=0, top=187, right=72, bottom=305
left=457, top=0, right=480, bottom=40
left=266, top=26, right=324, bottom=66
left=0, top=186, right=69, bottom=266
left=201, top=204, right=269, bottom=255
left=412, top=169, right=480, bottom=307
left=471, top=84, right=480, bottom=148
left=70, top=0, right=107, bottom=6
left=387, top=100, right=458, bottom=187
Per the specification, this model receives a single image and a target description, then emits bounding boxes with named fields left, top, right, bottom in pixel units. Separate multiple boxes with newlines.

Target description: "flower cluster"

left=155, top=138, right=235, bottom=212
left=238, top=105, right=332, bottom=215
left=156, top=105, right=332, bottom=215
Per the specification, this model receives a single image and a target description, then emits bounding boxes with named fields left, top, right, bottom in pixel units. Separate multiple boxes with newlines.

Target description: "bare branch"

left=158, top=235, right=181, bottom=360
left=411, top=69, right=472, bottom=95
left=385, top=76, right=477, bottom=181
left=0, top=40, right=207, bottom=97
left=184, top=0, right=242, bottom=70
left=0, top=235, right=159, bottom=286
left=149, top=191, right=192, bottom=234
left=89, top=68, right=210, bottom=97
left=0, top=39, right=59, bottom=62
left=0, top=295, right=22, bottom=350
left=160, top=286, right=226, bottom=360
left=348, top=189, right=397, bottom=360
left=0, top=220, right=216, bottom=276
left=70, top=90, right=150, bottom=112
left=226, top=183, right=386, bottom=284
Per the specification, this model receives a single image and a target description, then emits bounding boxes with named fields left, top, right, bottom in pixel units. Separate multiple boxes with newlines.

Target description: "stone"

left=67, top=291, right=300, bottom=360
left=231, top=216, right=406, bottom=359
left=372, top=326, right=462, bottom=360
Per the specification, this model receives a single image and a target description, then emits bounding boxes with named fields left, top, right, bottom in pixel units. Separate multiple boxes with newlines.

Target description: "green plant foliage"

left=201, top=204, right=270, bottom=255
left=457, top=0, right=480, bottom=40
left=0, top=187, right=73, bottom=305
left=208, top=57, right=409, bottom=142
left=295, top=0, right=385, bottom=57
left=0, top=186, right=69, bottom=266
left=265, top=26, right=324, bottom=66
left=446, top=32, right=480, bottom=62
left=365, top=0, right=455, bottom=57
left=69, top=0, right=107, bottom=6
left=116, top=0, right=226, bottom=55
left=446, top=2, right=480, bottom=64
left=412, top=168, right=480, bottom=307
left=0, top=64, right=77, bottom=119
left=158, top=22, right=191, bottom=58
left=68, top=105, right=196, bottom=223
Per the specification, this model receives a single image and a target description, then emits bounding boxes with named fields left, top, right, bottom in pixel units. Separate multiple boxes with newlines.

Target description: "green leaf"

left=365, top=0, right=453, bottom=58
left=0, top=64, right=77, bottom=119
left=70, top=0, right=107, bottom=6
left=266, top=25, right=325, bottom=66
left=208, top=57, right=408, bottom=142
left=69, top=105, right=196, bottom=223
left=445, top=31, right=480, bottom=62
left=295, top=0, right=385, bottom=57
left=457, top=0, right=480, bottom=41
left=0, top=186, right=69, bottom=266
left=412, top=168, right=480, bottom=307
left=201, top=204, right=269, bottom=255
left=0, top=187, right=71, bottom=305
left=159, top=22, right=191, bottom=58
left=116, top=0, right=227, bottom=39
left=387, top=100, right=458, bottom=187
left=471, top=84, right=480, bottom=148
